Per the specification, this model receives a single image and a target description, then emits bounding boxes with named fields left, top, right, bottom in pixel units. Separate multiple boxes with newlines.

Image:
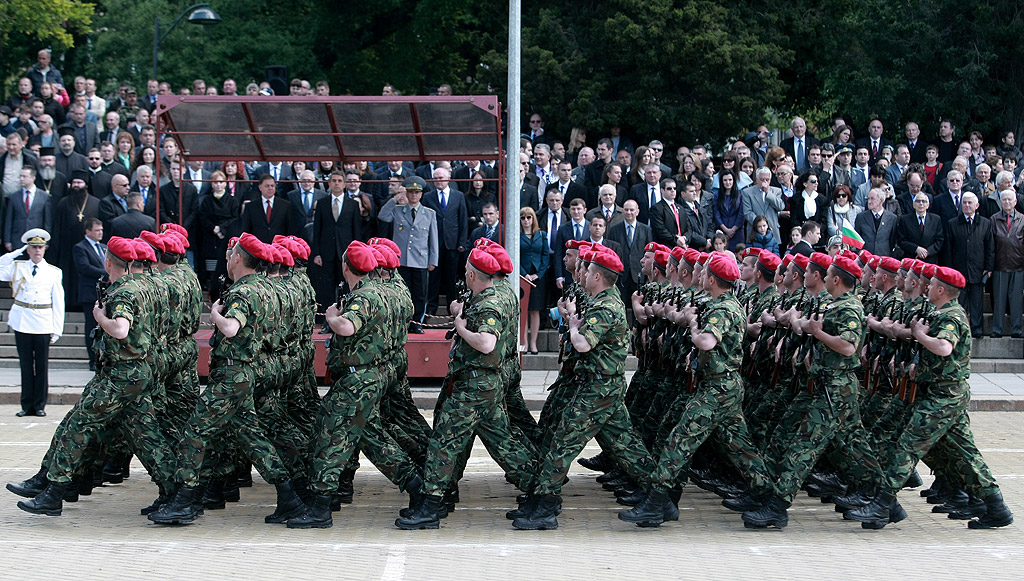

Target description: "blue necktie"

left=440, top=191, right=447, bottom=212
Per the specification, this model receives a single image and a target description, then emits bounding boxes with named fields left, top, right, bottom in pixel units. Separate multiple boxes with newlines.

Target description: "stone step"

left=0, top=358, right=90, bottom=369
left=0, top=345, right=87, bottom=359
left=520, top=352, right=639, bottom=371
left=0, top=322, right=88, bottom=335
left=970, top=358, right=1024, bottom=373
left=971, top=337, right=1023, bottom=358
left=0, top=334, right=86, bottom=347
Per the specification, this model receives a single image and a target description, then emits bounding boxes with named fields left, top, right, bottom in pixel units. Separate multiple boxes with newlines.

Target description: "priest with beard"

left=49, top=170, right=99, bottom=306
left=33, top=147, right=67, bottom=205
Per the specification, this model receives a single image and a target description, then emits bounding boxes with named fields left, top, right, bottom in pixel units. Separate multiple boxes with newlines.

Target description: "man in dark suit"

left=941, top=192, right=994, bottom=337
left=452, top=160, right=497, bottom=196
left=286, top=169, right=329, bottom=244
left=516, top=153, right=542, bottom=212
left=83, top=148, right=112, bottom=200
left=3, top=166, right=51, bottom=251
left=678, top=181, right=714, bottom=250
left=538, top=188, right=570, bottom=306
left=904, top=121, right=927, bottom=164
left=182, top=160, right=213, bottom=198
left=58, top=104, right=97, bottom=155
left=98, top=110, right=123, bottom=145
left=422, top=166, right=468, bottom=315
left=546, top=159, right=587, bottom=210
left=375, top=160, right=414, bottom=214
left=896, top=192, right=944, bottom=263
left=584, top=138, right=614, bottom=200
left=788, top=221, right=820, bottom=257
left=72, top=218, right=105, bottom=370
left=855, top=118, right=894, bottom=164
left=585, top=184, right=625, bottom=229
left=586, top=215, right=622, bottom=258
left=128, top=165, right=157, bottom=217
left=158, top=161, right=200, bottom=249
left=650, top=178, right=685, bottom=248
left=311, top=170, right=373, bottom=312
left=932, top=169, right=967, bottom=225
left=780, top=117, right=820, bottom=173
left=606, top=199, right=653, bottom=304
left=239, top=173, right=294, bottom=244
left=469, top=202, right=502, bottom=247
left=628, top=164, right=664, bottom=226
left=109, top=191, right=155, bottom=238
left=854, top=187, right=898, bottom=256
left=552, top=197, right=589, bottom=288
left=252, top=161, right=294, bottom=197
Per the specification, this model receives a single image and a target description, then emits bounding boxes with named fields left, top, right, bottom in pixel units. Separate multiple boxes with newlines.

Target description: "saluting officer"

left=0, top=228, right=65, bottom=417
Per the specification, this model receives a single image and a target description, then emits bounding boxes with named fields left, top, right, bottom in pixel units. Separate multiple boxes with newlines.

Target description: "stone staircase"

left=0, top=288, right=1020, bottom=373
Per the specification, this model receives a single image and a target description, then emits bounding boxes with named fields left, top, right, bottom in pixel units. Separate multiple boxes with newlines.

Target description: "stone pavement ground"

left=2, top=406, right=1024, bottom=580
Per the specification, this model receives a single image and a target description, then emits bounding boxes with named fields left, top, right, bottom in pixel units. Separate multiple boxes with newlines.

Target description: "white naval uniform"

left=0, top=251, right=65, bottom=338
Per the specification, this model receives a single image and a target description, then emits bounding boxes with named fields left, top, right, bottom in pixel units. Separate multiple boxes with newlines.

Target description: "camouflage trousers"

left=651, top=372, right=770, bottom=491
left=879, top=382, right=1000, bottom=497
left=533, top=373, right=655, bottom=496
left=253, top=352, right=310, bottom=480
left=769, top=370, right=880, bottom=502
left=309, top=364, right=419, bottom=495
left=537, top=370, right=576, bottom=450
left=285, top=345, right=322, bottom=440
left=380, top=352, right=432, bottom=466
left=175, top=360, right=290, bottom=488
left=422, top=369, right=536, bottom=497
left=45, top=361, right=176, bottom=487
left=160, top=338, right=201, bottom=428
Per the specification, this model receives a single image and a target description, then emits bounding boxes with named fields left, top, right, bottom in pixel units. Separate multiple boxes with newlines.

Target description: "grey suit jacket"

left=853, top=209, right=898, bottom=256
left=3, top=189, right=51, bottom=246
left=378, top=199, right=438, bottom=269
left=585, top=205, right=625, bottom=229
left=741, top=184, right=786, bottom=243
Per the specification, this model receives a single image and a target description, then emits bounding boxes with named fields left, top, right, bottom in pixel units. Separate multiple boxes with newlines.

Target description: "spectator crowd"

left=3, top=48, right=1024, bottom=339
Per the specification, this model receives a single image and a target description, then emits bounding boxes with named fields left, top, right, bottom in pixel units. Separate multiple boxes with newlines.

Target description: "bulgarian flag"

left=841, top=221, right=865, bottom=249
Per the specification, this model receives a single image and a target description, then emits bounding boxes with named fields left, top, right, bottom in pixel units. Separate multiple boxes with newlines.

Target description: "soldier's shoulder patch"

left=230, top=302, right=239, bottom=310
left=709, top=316, right=719, bottom=324
left=487, top=317, right=496, bottom=326
left=945, top=323, right=955, bottom=330
left=588, top=316, right=598, bottom=324
left=112, top=303, right=127, bottom=315
left=848, top=320, right=858, bottom=328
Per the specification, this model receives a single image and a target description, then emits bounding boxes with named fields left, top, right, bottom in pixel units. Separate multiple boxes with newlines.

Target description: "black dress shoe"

left=35, top=410, right=46, bottom=417
left=15, top=410, right=30, bottom=417
left=88, top=362, right=96, bottom=371
left=408, top=322, right=424, bottom=334
left=991, top=333, right=1002, bottom=339
left=1013, top=333, right=1024, bottom=339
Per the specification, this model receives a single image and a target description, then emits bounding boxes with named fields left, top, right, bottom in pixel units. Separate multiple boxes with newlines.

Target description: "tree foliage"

left=6, top=0, right=1023, bottom=147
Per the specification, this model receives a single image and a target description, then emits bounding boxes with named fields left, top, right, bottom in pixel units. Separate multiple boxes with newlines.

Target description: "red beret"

left=832, top=255, right=862, bottom=280
left=910, top=260, right=924, bottom=276
left=934, top=266, right=965, bottom=288
left=375, top=245, right=399, bottom=269
left=653, top=250, right=670, bottom=268
left=565, top=239, right=586, bottom=251
left=809, top=252, right=833, bottom=272
left=741, top=247, right=762, bottom=259
left=683, top=248, right=701, bottom=267
left=161, top=223, right=189, bottom=239
left=857, top=250, right=874, bottom=265
left=161, top=232, right=186, bottom=255
left=166, top=229, right=189, bottom=249
left=345, top=241, right=377, bottom=273
left=369, top=237, right=402, bottom=259
left=758, top=251, right=781, bottom=272
left=697, top=252, right=712, bottom=266
left=792, top=254, right=810, bottom=272
left=132, top=238, right=157, bottom=263
left=841, top=249, right=858, bottom=262
left=921, top=263, right=937, bottom=278
left=238, top=233, right=266, bottom=262
left=868, top=256, right=881, bottom=270
left=468, top=247, right=500, bottom=275
left=669, top=246, right=686, bottom=263
left=272, top=243, right=294, bottom=267
left=274, top=237, right=300, bottom=261
left=107, top=236, right=136, bottom=262
left=368, top=245, right=387, bottom=269
left=644, top=241, right=670, bottom=255
left=272, top=235, right=288, bottom=245
left=900, top=258, right=916, bottom=272
left=877, top=256, right=901, bottom=274
left=576, top=241, right=593, bottom=256
left=227, top=236, right=240, bottom=250
left=487, top=245, right=514, bottom=275
left=474, top=237, right=497, bottom=249
left=782, top=254, right=794, bottom=268
left=591, top=247, right=624, bottom=274
left=291, top=236, right=310, bottom=260
left=578, top=246, right=596, bottom=264
left=139, top=230, right=165, bottom=252
left=708, top=254, right=740, bottom=282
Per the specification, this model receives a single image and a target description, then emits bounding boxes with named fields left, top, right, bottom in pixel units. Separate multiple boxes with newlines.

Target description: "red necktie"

left=265, top=201, right=272, bottom=223
left=24, top=191, right=30, bottom=213
left=671, top=203, right=681, bottom=234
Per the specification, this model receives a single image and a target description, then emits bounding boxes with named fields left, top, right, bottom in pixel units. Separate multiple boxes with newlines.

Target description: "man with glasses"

left=934, top=169, right=967, bottom=224
left=855, top=188, right=898, bottom=256
left=941, top=192, right=993, bottom=337
left=648, top=140, right=673, bottom=176
left=896, top=193, right=944, bottom=263
left=83, top=147, right=112, bottom=199
left=27, top=115, right=55, bottom=149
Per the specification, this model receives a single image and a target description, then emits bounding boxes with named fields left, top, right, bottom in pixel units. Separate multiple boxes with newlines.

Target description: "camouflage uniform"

left=877, top=301, right=1001, bottom=498
left=174, top=273, right=291, bottom=488
left=649, top=290, right=771, bottom=491
left=422, top=284, right=537, bottom=497
left=160, top=262, right=202, bottom=428
left=284, top=263, right=321, bottom=437
left=45, top=273, right=176, bottom=488
left=533, top=287, right=655, bottom=496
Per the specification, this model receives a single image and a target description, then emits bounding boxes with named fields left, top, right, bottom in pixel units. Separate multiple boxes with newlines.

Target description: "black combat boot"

left=336, top=469, right=355, bottom=504
left=832, top=490, right=872, bottom=512
left=402, top=475, right=425, bottom=515
left=76, top=470, right=95, bottom=496
left=742, top=493, right=790, bottom=529
left=292, top=477, right=312, bottom=505
left=920, top=475, right=943, bottom=497
left=441, top=485, right=458, bottom=515
left=807, top=472, right=847, bottom=497
left=618, top=486, right=672, bottom=527
left=286, top=494, right=334, bottom=529
left=601, top=474, right=632, bottom=491
left=947, top=495, right=987, bottom=520
left=904, top=468, right=923, bottom=489
left=844, top=490, right=895, bottom=529
left=201, top=479, right=227, bottom=510
left=223, top=477, right=240, bottom=502
left=723, top=490, right=768, bottom=512
left=931, top=489, right=970, bottom=514
left=616, top=485, right=647, bottom=507
left=264, top=480, right=306, bottom=523
left=17, top=482, right=67, bottom=516
left=577, top=452, right=614, bottom=473
left=512, top=494, right=560, bottom=530
left=968, top=492, right=1014, bottom=529
left=395, top=494, right=443, bottom=530
left=506, top=494, right=539, bottom=520
left=149, top=487, right=201, bottom=524
left=141, top=484, right=174, bottom=516
left=595, top=469, right=624, bottom=484
left=6, top=467, right=48, bottom=498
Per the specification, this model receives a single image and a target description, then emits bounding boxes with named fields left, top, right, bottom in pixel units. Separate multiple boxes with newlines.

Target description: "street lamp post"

left=152, top=4, right=222, bottom=79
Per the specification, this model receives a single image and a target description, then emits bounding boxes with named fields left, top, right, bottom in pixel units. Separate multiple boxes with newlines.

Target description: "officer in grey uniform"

left=0, top=228, right=65, bottom=416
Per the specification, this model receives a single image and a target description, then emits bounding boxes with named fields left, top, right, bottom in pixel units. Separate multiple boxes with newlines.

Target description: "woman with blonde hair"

left=519, top=205, right=549, bottom=354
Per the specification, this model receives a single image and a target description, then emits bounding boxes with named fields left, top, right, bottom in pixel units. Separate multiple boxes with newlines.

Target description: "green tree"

left=0, top=0, right=93, bottom=93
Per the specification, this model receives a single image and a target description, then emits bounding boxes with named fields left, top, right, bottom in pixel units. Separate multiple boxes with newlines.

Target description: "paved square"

left=2, top=405, right=1023, bottom=580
